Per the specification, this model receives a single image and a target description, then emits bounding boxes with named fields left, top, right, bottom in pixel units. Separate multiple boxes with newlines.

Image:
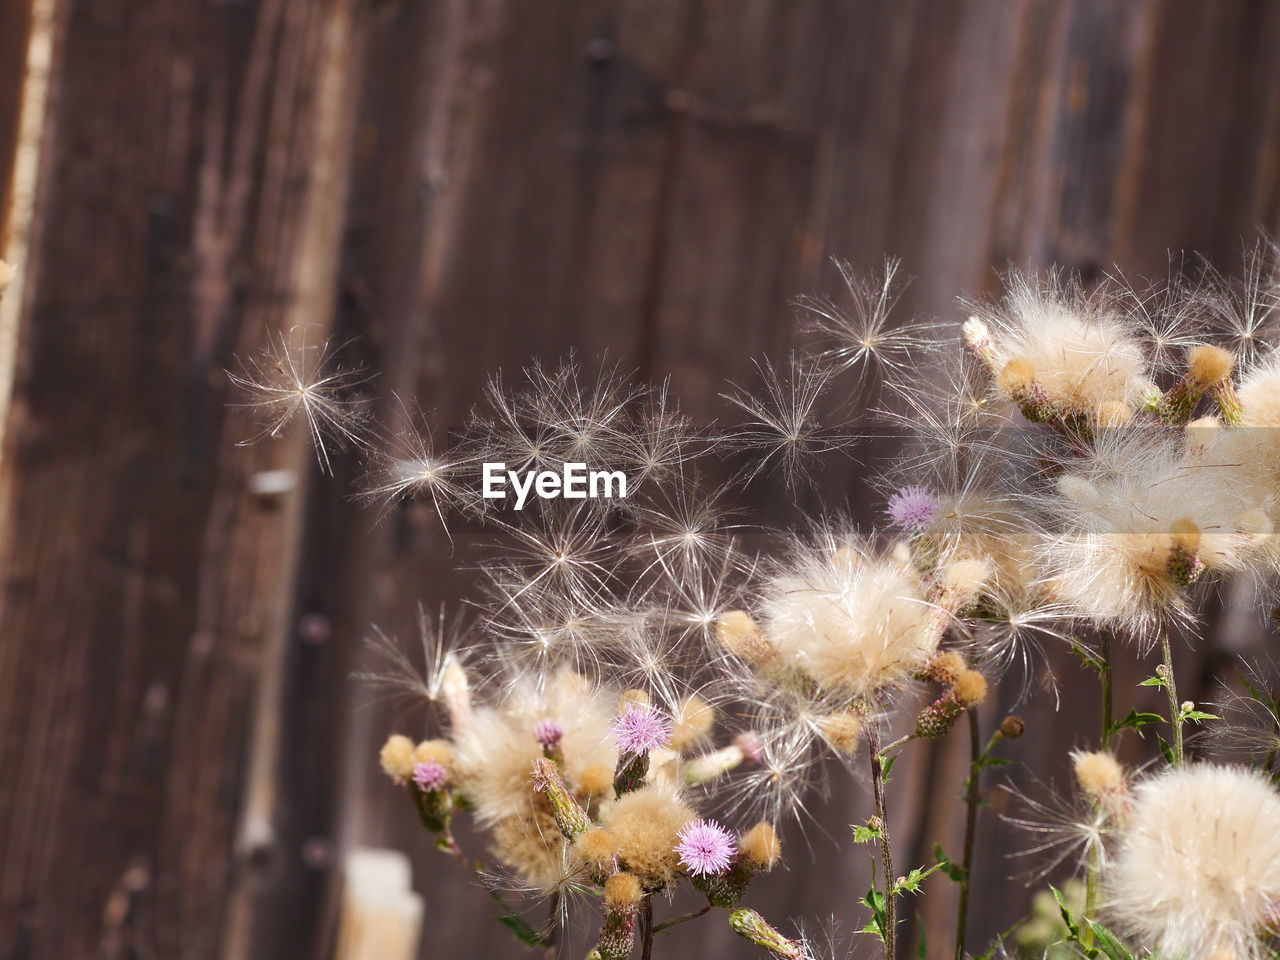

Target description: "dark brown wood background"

left=1, top=1, right=1279, bottom=958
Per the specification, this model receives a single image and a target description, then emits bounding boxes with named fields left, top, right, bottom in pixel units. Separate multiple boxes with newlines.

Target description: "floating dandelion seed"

left=228, top=328, right=370, bottom=473
left=721, top=354, right=854, bottom=487
left=799, top=258, right=936, bottom=385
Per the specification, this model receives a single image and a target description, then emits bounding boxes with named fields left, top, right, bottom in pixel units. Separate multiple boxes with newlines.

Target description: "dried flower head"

left=1106, top=764, right=1280, bottom=960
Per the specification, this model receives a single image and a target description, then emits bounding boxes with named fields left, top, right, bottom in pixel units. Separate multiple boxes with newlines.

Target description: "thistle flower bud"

left=953, top=669, right=988, bottom=707
left=999, top=715, right=1025, bottom=739
left=819, top=710, right=863, bottom=754
left=413, top=738, right=454, bottom=770
left=997, top=358, right=1054, bottom=422
left=379, top=734, right=416, bottom=782
left=534, top=718, right=563, bottom=749
left=441, top=652, right=473, bottom=733
left=739, top=822, right=781, bottom=871
left=1072, top=750, right=1126, bottom=801
left=685, top=744, right=748, bottom=785
left=962, top=315, right=1005, bottom=373
left=597, top=873, right=642, bottom=960
left=611, top=702, right=671, bottom=794
left=530, top=757, right=591, bottom=841
left=670, top=694, right=715, bottom=753
left=575, top=827, right=617, bottom=874
left=729, top=909, right=806, bottom=960
left=412, top=761, right=449, bottom=792
left=920, top=650, right=967, bottom=686
left=716, top=610, right=774, bottom=664
left=1166, top=520, right=1204, bottom=588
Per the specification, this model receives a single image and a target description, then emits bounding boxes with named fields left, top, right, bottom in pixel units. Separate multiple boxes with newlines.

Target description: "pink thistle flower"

left=886, top=485, right=939, bottom=533
left=610, top=702, right=671, bottom=754
left=412, top=760, right=450, bottom=792
left=676, top=819, right=737, bottom=876
left=534, top=717, right=564, bottom=748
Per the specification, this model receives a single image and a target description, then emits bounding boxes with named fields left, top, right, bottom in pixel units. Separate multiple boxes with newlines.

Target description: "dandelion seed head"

left=1106, top=764, right=1280, bottom=960
left=675, top=819, right=737, bottom=876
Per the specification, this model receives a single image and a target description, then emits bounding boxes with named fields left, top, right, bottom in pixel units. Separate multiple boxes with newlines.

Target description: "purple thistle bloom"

left=676, top=819, right=737, bottom=876
left=534, top=717, right=564, bottom=748
left=412, top=760, right=450, bottom=792
left=886, top=485, right=939, bottom=533
left=610, top=702, right=671, bottom=755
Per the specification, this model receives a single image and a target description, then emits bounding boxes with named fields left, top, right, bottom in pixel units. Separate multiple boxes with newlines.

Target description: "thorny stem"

left=1100, top=630, right=1114, bottom=750
left=880, top=733, right=915, bottom=757
left=543, top=892, right=559, bottom=960
left=1083, top=630, right=1115, bottom=942
left=641, top=896, right=655, bottom=960
left=953, top=709, right=980, bottom=960
left=868, top=726, right=896, bottom=960
left=1159, top=625, right=1184, bottom=765
left=652, top=905, right=712, bottom=935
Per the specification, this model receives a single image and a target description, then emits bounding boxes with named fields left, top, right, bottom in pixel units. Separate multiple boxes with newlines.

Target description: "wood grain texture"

left=2, top=1, right=1280, bottom=958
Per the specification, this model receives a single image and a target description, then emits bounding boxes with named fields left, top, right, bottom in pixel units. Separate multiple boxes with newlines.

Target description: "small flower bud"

left=921, top=650, right=967, bottom=686
left=729, top=909, right=806, bottom=960
left=534, top=718, right=563, bottom=749
left=1072, top=750, right=1126, bottom=800
left=716, top=610, right=774, bottom=664
left=739, top=822, right=781, bottom=871
left=531, top=757, right=591, bottom=841
left=379, top=734, right=416, bottom=782
left=1181, top=701, right=1195, bottom=713
left=999, top=715, right=1025, bottom=739
left=597, top=873, right=642, bottom=960
left=953, top=670, right=988, bottom=707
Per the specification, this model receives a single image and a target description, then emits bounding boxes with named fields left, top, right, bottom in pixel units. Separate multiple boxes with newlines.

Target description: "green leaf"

left=496, top=912, right=547, bottom=948
left=880, top=755, right=896, bottom=783
left=853, top=822, right=884, bottom=844
left=1138, top=674, right=1168, bottom=687
left=1179, top=709, right=1220, bottom=724
left=1070, top=639, right=1105, bottom=674
left=1157, top=733, right=1176, bottom=765
left=933, top=842, right=965, bottom=883
left=1106, top=709, right=1163, bottom=740
left=1085, top=920, right=1134, bottom=960
left=1049, top=885, right=1080, bottom=940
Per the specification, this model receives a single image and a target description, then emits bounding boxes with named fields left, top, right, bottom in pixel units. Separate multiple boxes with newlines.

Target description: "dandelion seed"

left=721, top=354, right=854, bottom=487
left=228, top=329, right=370, bottom=473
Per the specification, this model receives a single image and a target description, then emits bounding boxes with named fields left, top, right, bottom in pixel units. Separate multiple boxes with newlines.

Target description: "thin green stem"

left=1160, top=626, right=1184, bottom=765
left=868, top=726, right=896, bottom=960
left=1100, top=630, right=1114, bottom=750
left=953, top=708, right=980, bottom=960
left=652, top=905, right=712, bottom=935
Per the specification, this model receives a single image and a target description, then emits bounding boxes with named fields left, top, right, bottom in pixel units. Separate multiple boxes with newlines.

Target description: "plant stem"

left=1082, top=629, right=1116, bottom=944
left=1159, top=625, right=1184, bottom=764
left=867, top=726, right=896, bottom=960
left=1100, top=629, right=1114, bottom=750
left=543, top=892, right=559, bottom=960
left=652, top=905, right=712, bottom=935
left=953, top=709, right=980, bottom=960
left=641, top=896, right=655, bottom=960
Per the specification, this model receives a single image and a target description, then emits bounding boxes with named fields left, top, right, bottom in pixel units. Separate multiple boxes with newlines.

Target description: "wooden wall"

left=1, top=1, right=1279, bottom=957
